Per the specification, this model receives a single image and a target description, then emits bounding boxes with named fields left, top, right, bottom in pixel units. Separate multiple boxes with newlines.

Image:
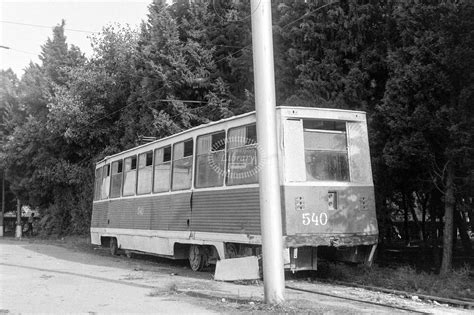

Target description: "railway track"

left=317, top=279, right=474, bottom=309
left=285, top=283, right=429, bottom=314
left=286, top=278, right=474, bottom=311
left=100, top=246, right=474, bottom=311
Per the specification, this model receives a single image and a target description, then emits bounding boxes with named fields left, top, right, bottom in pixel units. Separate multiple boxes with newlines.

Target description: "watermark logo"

left=207, top=136, right=265, bottom=180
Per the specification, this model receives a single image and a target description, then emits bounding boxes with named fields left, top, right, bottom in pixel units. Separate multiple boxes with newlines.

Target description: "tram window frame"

left=137, top=151, right=153, bottom=195
left=153, top=146, right=172, bottom=193
left=94, top=167, right=103, bottom=201
left=172, top=139, right=194, bottom=191
left=123, top=155, right=138, bottom=196
left=195, top=131, right=226, bottom=188
left=303, top=119, right=350, bottom=182
left=110, top=160, right=123, bottom=198
left=226, top=124, right=258, bottom=186
left=101, top=164, right=110, bottom=200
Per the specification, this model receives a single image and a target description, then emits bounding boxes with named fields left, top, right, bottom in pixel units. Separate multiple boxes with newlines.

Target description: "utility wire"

left=280, top=1, right=338, bottom=29
left=7, top=48, right=39, bottom=56
left=213, top=1, right=338, bottom=65
left=5, top=1, right=339, bottom=141
left=87, top=95, right=207, bottom=128
left=212, top=0, right=262, bottom=22
left=65, top=1, right=339, bottom=122
left=0, top=20, right=96, bottom=34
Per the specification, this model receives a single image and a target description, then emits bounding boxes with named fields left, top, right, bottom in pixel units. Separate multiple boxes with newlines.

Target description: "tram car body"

left=91, top=106, right=378, bottom=271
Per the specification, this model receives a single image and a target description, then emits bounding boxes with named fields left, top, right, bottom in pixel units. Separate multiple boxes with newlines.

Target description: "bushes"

left=36, top=174, right=93, bottom=236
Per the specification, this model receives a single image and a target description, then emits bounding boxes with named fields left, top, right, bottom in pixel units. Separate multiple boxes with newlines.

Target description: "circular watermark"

left=207, top=136, right=265, bottom=180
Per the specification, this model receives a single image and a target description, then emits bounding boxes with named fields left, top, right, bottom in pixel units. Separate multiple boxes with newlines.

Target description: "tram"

left=91, top=106, right=378, bottom=271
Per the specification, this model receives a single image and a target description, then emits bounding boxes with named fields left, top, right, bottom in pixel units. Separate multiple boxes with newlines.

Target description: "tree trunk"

left=422, top=206, right=426, bottom=242
left=428, top=190, right=442, bottom=269
left=375, top=192, right=387, bottom=244
left=417, top=192, right=429, bottom=242
left=467, top=204, right=474, bottom=232
left=409, top=201, right=422, bottom=241
left=429, top=189, right=442, bottom=244
left=403, top=193, right=410, bottom=245
left=454, top=208, right=472, bottom=255
left=440, top=163, right=455, bottom=276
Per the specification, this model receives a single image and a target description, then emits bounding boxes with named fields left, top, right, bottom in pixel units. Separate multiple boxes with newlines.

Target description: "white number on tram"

left=302, top=212, right=328, bottom=226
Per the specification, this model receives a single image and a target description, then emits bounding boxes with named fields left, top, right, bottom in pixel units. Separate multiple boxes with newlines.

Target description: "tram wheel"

left=189, top=245, right=206, bottom=272
left=110, top=238, right=118, bottom=256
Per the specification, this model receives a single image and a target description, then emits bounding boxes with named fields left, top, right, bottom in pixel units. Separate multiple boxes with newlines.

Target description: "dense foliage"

left=0, top=0, right=472, bottom=272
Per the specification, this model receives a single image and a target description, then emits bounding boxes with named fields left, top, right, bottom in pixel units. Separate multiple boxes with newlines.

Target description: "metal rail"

left=319, top=279, right=474, bottom=309
left=285, top=284, right=429, bottom=314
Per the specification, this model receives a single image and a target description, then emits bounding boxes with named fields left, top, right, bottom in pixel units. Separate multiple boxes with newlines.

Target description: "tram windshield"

left=303, top=120, right=350, bottom=181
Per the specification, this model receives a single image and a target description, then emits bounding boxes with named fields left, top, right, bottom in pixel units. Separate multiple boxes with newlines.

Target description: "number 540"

left=302, top=212, right=328, bottom=226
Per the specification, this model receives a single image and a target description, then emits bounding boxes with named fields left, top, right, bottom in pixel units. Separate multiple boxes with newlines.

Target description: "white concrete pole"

left=0, top=171, right=4, bottom=237
left=15, top=199, right=22, bottom=238
left=250, top=0, right=285, bottom=304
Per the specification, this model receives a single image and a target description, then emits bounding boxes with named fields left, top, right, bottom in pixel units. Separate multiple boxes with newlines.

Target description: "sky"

left=0, top=0, right=152, bottom=77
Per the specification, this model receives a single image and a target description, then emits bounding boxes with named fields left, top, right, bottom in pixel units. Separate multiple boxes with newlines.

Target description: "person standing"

left=27, top=213, right=34, bottom=237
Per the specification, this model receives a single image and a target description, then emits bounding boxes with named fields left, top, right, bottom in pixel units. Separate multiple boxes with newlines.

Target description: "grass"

left=314, top=262, right=474, bottom=300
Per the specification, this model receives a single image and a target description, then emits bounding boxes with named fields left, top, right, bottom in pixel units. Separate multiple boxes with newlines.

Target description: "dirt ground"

left=0, top=237, right=471, bottom=314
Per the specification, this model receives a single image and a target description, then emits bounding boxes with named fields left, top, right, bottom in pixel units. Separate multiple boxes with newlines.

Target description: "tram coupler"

left=285, top=246, right=318, bottom=272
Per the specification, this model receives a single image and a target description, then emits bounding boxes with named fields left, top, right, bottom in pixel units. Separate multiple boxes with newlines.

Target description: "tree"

left=273, top=0, right=393, bottom=111
left=49, top=24, right=141, bottom=156
left=125, top=0, right=232, bottom=148
left=377, top=1, right=474, bottom=274
left=0, top=69, right=22, bottom=138
left=0, top=70, right=22, bottom=213
left=2, top=21, right=89, bottom=234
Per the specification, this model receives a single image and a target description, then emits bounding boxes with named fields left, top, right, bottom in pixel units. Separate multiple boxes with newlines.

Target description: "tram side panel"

left=95, top=194, right=189, bottom=255
left=190, top=187, right=261, bottom=235
left=98, top=194, right=191, bottom=232
left=149, top=194, right=172, bottom=230
left=90, top=201, right=108, bottom=245
left=91, top=202, right=108, bottom=228
left=170, top=192, right=192, bottom=231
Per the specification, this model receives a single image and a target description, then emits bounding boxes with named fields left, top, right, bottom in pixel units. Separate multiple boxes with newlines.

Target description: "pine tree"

left=378, top=1, right=474, bottom=274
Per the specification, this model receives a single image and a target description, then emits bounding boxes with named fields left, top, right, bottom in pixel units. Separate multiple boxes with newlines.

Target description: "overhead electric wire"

left=4, top=1, right=340, bottom=143
left=87, top=95, right=208, bottom=128
left=213, top=0, right=338, bottom=65
left=212, top=0, right=262, bottom=22
left=0, top=20, right=96, bottom=34
left=280, top=1, right=338, bottom=29
left=63, top=1, right=339, bottom=125
left=5, top=47, right=38, bottom=56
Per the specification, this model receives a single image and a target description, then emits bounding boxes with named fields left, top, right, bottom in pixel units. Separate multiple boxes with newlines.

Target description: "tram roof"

left=97, top=106, right=366, bottom=164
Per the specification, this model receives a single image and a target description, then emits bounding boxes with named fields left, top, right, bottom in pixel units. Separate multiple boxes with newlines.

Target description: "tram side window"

left=123, top=156, right=137, bottom=196
left=153, top=146, right=171, bottom=192
left=195, top=131, right=225, bottom=188
left=101, top=164, right=110, bottom=199
left=303, top=119, right=349, bottom=181
left=226, top=124, right=258, bottom=186
left=110, top=160, right=123, bottom=198
left=137, top=151, right=153, bottom=194
left=172, top=139, right=193, bottom=190
left=94, top=167, right=102, bottom=201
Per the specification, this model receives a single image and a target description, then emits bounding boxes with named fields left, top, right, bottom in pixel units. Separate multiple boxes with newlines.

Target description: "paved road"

left=0, top=239, right=217, bottom=314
